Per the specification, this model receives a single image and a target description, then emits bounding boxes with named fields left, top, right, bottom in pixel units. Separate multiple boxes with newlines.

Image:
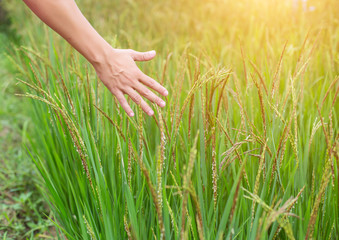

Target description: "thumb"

left=130, top=50, right=156, bottom=61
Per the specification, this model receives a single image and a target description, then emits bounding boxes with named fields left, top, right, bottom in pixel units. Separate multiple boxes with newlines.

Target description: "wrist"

left=87, top=40, right=114, bottom=69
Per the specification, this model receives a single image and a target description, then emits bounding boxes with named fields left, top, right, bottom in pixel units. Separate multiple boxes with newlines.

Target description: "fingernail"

left=164, top=90, right=168, bottom=96
left=160, top=101, right=166, bottom=107
left=129, top=112, right=134, bottom=117
left=149, top=50, right=156, bottom=57
left=148, top=110, right=154, bottom=116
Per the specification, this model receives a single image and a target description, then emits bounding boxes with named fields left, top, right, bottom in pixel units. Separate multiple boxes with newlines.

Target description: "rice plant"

left=3, top=0, right=338, bottom=239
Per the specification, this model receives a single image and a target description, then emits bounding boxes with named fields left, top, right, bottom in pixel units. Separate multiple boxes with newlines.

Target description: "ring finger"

left=134, top=81, right=166, bottom=107
left=125, top=87, right=154, bottom=116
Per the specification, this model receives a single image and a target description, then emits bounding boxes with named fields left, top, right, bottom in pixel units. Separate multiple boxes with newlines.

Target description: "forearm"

left=23, top=0, right=110, bottom=65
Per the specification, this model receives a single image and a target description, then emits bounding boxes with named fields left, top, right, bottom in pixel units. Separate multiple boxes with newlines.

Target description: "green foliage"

left=3, top=0, right=339, bottom=239
left=0, top=32, right=55, bottom=239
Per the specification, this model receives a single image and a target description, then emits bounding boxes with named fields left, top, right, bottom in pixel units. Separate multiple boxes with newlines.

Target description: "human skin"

left=23, top=0, right=168, bottom=117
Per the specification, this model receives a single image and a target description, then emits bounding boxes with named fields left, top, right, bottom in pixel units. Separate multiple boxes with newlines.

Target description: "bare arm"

left=23, top=0, right=168, bottom=117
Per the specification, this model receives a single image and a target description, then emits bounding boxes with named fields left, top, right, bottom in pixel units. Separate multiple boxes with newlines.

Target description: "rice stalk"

left=187, top=186, right=204, bottom=240
left=244, top=188, right=296, bottom=240
left=216, top=117, right=250, bottom=187
left=172, top=53, right=187, bottom=131
left=272, top=186, right=305, bottom=240
left=151, top=227, right=157, bottom=240
left=228, top=164, right=243, bottom=227
left=305, top=106, right=335, bottom=240
left=58, top=72, right=75, bottom=116
left=166, top=200, right=178, bottom=235
left=215, top=75, right=230, bottom=119
left=175, top=68, right=229, bottom=134
left=232, top=74, right=248, bottom=141
left=331, top=85, right=339, bottom=107
left=267, top=96, right=299, bottom=167
left=156, top=107, right=166, bottom=239
left=188, top=94, right=195, bottom=142
left=16, top=78, right=39, bottom=92
left=128, top=138, right=133, bottom=188
left=181, top=132, right=199, bottom=239
left=140, top=161, right=163, bottom=237
left=290, top=76, right=299, bottom=168
left=95, top=186, right=103, bottom=219
left=94, top=104, right=126, bottom=142
left=83, top=215, right=96, bottom=240
left=20, top=46, right=57, bottom=77
left=231, top=127, right=273, bottom=157
left=211, top=124, right=218, bottom=211
left=124, top=215, right=133, bottom=240
left=305, top=158, right=332, bottom=240
left=269, top=117, right=292, bottom=191
left=320, top=76, right=339, bottom=110
left=271, top=41, right=288, bottom=99
left=161, top=52, right=172, bottom=85
left=220, top=139, right=251, bottom=169
left=182, top=215, right=191, bottom=240
left=6, top=53, right=27, bottom=75
left=240, top=42, right=248, bottom=85
left=251, top=139, right=268, bottom=227
left=28, top=62, right=44, bottom=92
left=84, top=65, right=95, bottom=116
left=249, top=61, right=268, bottom=96
left=328, top=109, right=336, bottom=186
left=201, top=85, right=209, bottom=162
left=251, top=73, right=267, bottom=140
left=308, top=119, right=322, bottom=151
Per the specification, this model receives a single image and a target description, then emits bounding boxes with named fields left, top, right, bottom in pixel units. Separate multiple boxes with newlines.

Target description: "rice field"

left=2, top=0, right=338, bottom=239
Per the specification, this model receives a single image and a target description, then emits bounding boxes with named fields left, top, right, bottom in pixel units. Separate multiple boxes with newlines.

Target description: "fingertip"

left=146, top=50, right=156, bottom=59
left=129, top=112, right=135, bottom=117
left=159, top=100, right=166, bottom=107
left=148, top=109, right=154, bottom=116
left=150, top=50, right=156, bottom=56
left=163, top=90, right=169, bottom=96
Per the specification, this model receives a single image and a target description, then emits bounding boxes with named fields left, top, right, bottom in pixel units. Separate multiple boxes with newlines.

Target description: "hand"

left=92, top=48, right=168, bottom=117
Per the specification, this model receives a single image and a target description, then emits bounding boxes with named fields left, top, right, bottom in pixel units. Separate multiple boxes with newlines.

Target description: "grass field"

left=0, top=11, right=56, bottom=238
left=1, top=0, right=338, bottom=239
